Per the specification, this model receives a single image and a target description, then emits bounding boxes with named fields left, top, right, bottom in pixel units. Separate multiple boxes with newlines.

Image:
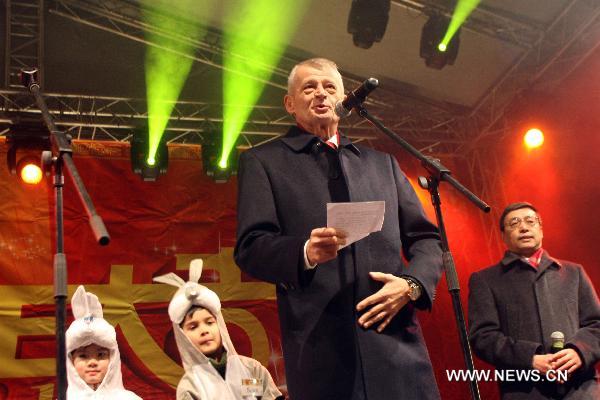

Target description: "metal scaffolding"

left=4, top=0, right=44, bottom=88
left=464, top=0, right=600, bottom=153
left=1, top=0, right=476, bottom=156
left=392, top=0, right=544, bottom=49
left=2, top=0, right=599, bottom=162
left=2, top=0, right=599, bottom=263
left=0, top=88, right=384, bottom=148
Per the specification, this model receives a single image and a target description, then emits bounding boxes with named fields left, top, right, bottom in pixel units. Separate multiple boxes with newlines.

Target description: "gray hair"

left=287, top=58, right=344, bottom=94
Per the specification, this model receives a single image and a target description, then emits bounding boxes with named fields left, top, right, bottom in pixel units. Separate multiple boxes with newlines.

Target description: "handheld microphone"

left=550, top=331, right=565, bottom=353
left=334, top=77, right=379, bottom=118
left=550, top=331, right=566, bottom=396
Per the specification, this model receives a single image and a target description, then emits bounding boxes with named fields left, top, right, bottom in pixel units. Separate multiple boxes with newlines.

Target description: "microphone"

left=550, top=331, right=566, bottom=396
left=335, top=77, right=379, bottom=118
left=20, top=68, right=40, bottom=91
left=550, top=331, right=565, bottom=353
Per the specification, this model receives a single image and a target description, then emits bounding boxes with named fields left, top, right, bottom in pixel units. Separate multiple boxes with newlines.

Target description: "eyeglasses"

left=505, top=215, right=541, bottom=230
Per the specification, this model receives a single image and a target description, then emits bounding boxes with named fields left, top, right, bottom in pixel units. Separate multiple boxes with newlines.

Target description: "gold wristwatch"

left=403, top=277, right=422, bottom=301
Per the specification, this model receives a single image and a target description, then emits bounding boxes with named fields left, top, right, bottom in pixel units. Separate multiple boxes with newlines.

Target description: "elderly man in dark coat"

left=469, top=202, right=600, bottom=400
left=234, top=58, right=444, bottom=400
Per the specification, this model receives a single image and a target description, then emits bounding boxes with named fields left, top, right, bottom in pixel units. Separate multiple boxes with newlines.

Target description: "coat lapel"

left=534, top=253, right=563, bottom=348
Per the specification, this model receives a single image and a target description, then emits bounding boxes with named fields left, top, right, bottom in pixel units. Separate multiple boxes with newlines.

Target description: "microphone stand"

left=20, top=68, right=110, bottom=400
left=354, top=103, right=488, bottom=400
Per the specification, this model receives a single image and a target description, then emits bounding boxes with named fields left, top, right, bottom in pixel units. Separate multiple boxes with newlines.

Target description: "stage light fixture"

left=420, top=14, right=460, bottom=69
left=6, top=123, right=50, bottom=185
left=130, top=128, right=168, bottom=182
left=202, top=136, right=238, bottom=184
left=524, top=128, right=544, bottom=149
left=347, top=0, right=391, bottom=49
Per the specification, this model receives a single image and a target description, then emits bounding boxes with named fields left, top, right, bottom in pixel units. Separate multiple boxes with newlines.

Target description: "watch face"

left=406, top=280, right=419, bottom=301
left=408, top=288, right=418, bottom=301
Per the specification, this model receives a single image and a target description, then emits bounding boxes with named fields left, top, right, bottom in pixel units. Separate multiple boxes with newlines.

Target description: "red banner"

left=0, top=140, right=284, bottom=399
left=3, top=138, right=597, bottom=400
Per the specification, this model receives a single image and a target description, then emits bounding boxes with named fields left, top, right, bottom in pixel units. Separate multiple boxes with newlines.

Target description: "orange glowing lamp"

left=524, top=128, right=544, bottom=149
left=20, top=162, right=43, bottom=185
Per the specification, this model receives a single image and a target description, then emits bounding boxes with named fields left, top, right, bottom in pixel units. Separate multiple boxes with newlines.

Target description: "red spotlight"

left=524, top=128, right=544, bottom=149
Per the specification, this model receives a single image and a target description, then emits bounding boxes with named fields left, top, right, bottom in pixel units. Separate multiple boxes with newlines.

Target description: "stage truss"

left=2, top=0, right=600, bottom=243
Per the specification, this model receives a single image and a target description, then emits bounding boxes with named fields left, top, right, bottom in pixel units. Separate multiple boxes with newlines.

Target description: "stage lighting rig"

left=202, top=135, right=238, bottom=184
left=130, top=128, right=168, bottom=182
left=6, top=121, right=51, bottom=185
left=420, top=14, right=460, bottom=69
left=347, top=0, right=391, bottom=49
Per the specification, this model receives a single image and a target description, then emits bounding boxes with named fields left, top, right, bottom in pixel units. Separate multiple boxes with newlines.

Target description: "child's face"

left=71, top=343, right=110, bottom=387
left=181, top=308, right=223, bottom=358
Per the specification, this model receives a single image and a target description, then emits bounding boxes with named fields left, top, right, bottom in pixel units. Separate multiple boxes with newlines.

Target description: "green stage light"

left=439, top=0, right=481, bottom=52
left=131, top=128, right=168, bottom=182
left=420, top=14, right=460, bottom=69
left=221, top=1, right=310, bottom=167
left=141, top=1, right=209, bottom=165
left=203, top=135, right=238, bottom=184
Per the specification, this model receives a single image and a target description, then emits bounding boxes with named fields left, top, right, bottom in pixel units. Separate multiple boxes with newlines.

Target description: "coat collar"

left=501, top=249, right=563, bottom=275
left=280, top=125, right=361, bottom=155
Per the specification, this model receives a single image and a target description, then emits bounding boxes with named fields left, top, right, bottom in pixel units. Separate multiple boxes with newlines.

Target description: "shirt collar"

left=524, top=247, right=544, bottom=267
left=281, top=125, right=360, bottom=155
left=327, top=131, right=340, bottom=148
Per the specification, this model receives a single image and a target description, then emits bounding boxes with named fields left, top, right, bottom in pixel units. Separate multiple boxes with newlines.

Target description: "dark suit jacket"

left=468, top=251, right=600, bottom=399
left=235, top=126, right=444, bottom=400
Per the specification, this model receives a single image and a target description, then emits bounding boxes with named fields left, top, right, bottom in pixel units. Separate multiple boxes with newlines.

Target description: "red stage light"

left=524, top=128, right=544, bottom=149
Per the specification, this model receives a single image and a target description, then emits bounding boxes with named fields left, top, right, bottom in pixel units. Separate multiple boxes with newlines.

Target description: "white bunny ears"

left=153, top=258, right=221, bottom=324
left=71, top=284, right=104, bottom=320
left=66, top=285, right=117, bottom=353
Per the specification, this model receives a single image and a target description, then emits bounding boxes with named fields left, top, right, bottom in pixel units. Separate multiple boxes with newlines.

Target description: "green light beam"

left=440, top=0, right=481, bottom=50
left=220, top=0, right=311, bottom=168
left=142, top=1, right=210, bottom=165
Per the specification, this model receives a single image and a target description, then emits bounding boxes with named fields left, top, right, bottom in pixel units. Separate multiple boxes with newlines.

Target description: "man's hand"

left=551, top=348, right=582, bottom=379
left=306, top=227, right=346, bottom=265
left=532, top=354, right=554, bottom=374
left=356, top=272, right=411, bottom=333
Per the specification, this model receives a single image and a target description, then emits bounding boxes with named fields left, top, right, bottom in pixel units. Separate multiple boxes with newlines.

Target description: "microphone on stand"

left=20, top=68, right=40, bottom=91
left=334, top=77, right=379, bottom=118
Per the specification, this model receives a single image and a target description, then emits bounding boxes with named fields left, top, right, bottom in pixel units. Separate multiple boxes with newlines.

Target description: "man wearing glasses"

left=468, top=202, right=599, bottom=399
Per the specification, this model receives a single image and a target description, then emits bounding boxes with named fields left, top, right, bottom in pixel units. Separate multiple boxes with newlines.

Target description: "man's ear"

left=284, top=94, right=294, bottom=115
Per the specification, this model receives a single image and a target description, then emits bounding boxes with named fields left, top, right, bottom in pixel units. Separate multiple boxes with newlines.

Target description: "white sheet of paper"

left=327, top=201, right=385, bottom=248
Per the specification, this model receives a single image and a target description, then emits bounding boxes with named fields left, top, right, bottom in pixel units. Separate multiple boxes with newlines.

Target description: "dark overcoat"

left=468, top=251, right=600, bottom=399
left=235, top=126, right=444, bottom=400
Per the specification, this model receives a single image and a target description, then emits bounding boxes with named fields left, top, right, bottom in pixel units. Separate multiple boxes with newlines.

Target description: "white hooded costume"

left=154, top=259, right=282, bottom=400
left=65, top=285, right=142, bottom=400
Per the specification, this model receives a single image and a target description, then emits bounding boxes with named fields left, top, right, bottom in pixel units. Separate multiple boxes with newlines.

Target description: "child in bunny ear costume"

left=65, top=285, right=142, bottom=399
left=154, top=259, right=283, bottom=400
